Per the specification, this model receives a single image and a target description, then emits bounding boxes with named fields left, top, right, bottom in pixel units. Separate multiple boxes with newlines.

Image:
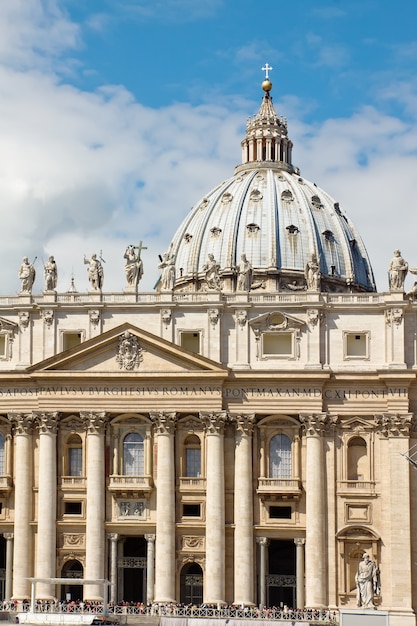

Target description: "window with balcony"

left=185, top=435, right=201, bottom=477
left=123, top=433, right=144, bottom=476
left=270, top=434, right=292, bottom=478
left=67, top=435, right=82, bottom=477
left=347, top=436, right=367, bottom=481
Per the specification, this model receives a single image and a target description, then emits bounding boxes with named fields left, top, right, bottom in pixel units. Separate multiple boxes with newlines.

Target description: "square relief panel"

left=345, top=502, right=371, bottom=524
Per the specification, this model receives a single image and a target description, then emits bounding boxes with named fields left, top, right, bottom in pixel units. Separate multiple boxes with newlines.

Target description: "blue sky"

left=1, top=0, right=417, bottom=292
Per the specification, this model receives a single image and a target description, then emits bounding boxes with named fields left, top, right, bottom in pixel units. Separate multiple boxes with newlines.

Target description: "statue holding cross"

left=124, top=242, right=146, bottom=290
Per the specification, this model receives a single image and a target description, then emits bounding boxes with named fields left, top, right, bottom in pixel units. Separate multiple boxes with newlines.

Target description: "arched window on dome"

left=67, top=434, right=83, bottom=477
left=0, top=434, right=5, bottom=475
left=269, top=434, right=292, bottom=479
left=184, top=434, right=201, bottom=478
left=347, top=436, right=368, bottom=481
left=123, top=433, right=144, bottom=476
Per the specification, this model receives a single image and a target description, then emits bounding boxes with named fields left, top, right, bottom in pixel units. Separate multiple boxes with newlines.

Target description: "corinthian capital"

left=375, top=413, right=413, bottom=437
left=9, top=412, right=35, bottom=435
left=231, top=413, right=256, bottom=436
left=150, top=411, right=176, bottom=435
left=300, top=413, right=337, bottom=436
left=200, top=411, right=227, bottom=435
left=80, top=411, right=108, bottom=434
left=35, top=412, right=60, bottom=434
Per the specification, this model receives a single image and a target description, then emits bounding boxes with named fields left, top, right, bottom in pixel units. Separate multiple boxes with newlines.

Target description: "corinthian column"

left=201, top=411, right=227, bottom=604
left=150, top=412, right=176, bottom=603
left=9, top=413, right=34, bottom=599
left=35, top=412, right=59, bottom=598
left=232, top=413, right=255, bottom=605
left=300, top=414, right=328, bottom=608
left=4, top=533, right=13, bottom=600
left=81, top=411, right=107, bottom=600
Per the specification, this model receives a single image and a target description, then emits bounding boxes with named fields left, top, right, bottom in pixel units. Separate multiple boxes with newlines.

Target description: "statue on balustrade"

left=18, top=256, right=36, bottom=293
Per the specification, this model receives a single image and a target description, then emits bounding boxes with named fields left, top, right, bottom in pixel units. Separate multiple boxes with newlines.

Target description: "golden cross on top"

left=262, top=63, right=273, bottom=79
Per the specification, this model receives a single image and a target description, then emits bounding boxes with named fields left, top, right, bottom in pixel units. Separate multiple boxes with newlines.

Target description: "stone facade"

left=0, top=75, right=414, bottom=626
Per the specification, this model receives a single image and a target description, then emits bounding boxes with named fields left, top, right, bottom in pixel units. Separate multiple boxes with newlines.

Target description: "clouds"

left=1, top=0, right=417, bottom=296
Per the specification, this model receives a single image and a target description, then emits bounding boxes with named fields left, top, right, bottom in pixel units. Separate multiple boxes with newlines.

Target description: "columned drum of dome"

left=167, top=80, right=376, bottom=294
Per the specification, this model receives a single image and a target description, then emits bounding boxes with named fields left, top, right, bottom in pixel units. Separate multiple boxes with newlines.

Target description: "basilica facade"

left=0, top=74, right=415, bottom=625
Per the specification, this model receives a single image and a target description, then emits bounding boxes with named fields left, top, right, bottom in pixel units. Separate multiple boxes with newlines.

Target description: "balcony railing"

left=179, top=477, right=206, bottom=491
left=0, top=475, right=12, bottom=494
left=257, top=477, right=302, bottom=499
left=108, top=475, right=153, bottom=495
left=60, top=476, right=86, bottom=490
left=337, top=480, right=376, bottom=494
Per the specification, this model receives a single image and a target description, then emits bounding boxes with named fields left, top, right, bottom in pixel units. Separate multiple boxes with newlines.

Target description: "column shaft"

left=233, top=415, right=254, bottom=605
left=11, top=414, right=34, bottom=599
left=203, top=413, right=226, bottom=604
left=83, top=412, right=107, bottom=600
left=145, top=534, right=155, bottom=604
left=152, top=412, right=176, bottom=602
left=36, top=413, right=58, bottom=598
left=302, top=415, right=327, bottom=607
left=295, top=538, right=305, bottom=609
left=4, top=534, right=13, bottom=600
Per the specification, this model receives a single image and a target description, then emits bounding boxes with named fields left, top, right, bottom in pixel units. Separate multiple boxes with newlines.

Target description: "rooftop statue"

left=44, top=255, right=57, bottom=292
left=84, top=253, right=104, bottom=291
left=388, top=249, right=408, bottom=291
left=236, top=254, right=253, bottom=292
left=203, top=253, right=221, bottom=290
left=158, top=251, right=176, bottom=291
left=124, top=244, right=145, bottom=290
left=18, top=257, right=36, bottom=294
left=305, top=253, right=321, bottom=291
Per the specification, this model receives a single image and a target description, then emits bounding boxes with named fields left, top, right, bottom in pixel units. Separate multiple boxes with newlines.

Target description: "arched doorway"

left=267, top=540, right=296, bottom=608
left=61, top=560, right=83, bottom=601
left=180, top=563, right=203, bottom=605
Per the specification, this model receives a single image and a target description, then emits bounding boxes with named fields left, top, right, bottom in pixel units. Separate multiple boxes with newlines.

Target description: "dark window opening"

left=183, top=504, right=201, bottom=517
left=65, top=502, right=82, bottom=515
left=269, top=506, right=291, bottom=519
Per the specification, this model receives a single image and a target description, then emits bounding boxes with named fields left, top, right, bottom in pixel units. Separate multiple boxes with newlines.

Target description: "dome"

left=163, top=77, right=376, bottom=294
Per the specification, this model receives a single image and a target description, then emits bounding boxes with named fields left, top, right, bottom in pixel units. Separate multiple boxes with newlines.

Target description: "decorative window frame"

left=178, top=329, right=203, bottom=355
left=60, top=329, right=86, bottom=352
left=249, top=311, right=305, bottom=361
left=343, top=331, right=370, bottom=360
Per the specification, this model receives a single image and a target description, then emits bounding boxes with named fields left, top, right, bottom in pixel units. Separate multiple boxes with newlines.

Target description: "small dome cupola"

left=240, top=63, right=294, bottom=170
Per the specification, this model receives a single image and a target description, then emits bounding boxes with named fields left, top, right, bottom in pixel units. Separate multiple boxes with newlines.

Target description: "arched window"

left=67, top=434, right=82, bottom=477
left=348, top=437, right=367, bottom=480
left=270, top=434, right=292, bottom=478
left=123, top=433, right=144, bottom=476
left=184, top=434, right=201, bottom=477
left=0, top=434, right=4, bottom=475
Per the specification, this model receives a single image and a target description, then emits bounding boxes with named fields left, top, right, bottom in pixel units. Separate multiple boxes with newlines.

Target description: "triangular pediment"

left=27, top=323, right=229, bottom=376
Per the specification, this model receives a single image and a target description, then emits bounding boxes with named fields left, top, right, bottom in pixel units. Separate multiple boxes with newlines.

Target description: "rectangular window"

left=269, top=506, right=292, bottom=519
left=0, top=336, right=6, bottom=358
left=62, top=332, right=83, bottom=352
left=64, top=501, right=82, bottom=515
left=180, top=332, right=200, bottom=354
left=183, top=503, right=201, bottom=517
left=344, top=332, right=369, bottom=359
left=262, top=333, right=293, bottom=357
